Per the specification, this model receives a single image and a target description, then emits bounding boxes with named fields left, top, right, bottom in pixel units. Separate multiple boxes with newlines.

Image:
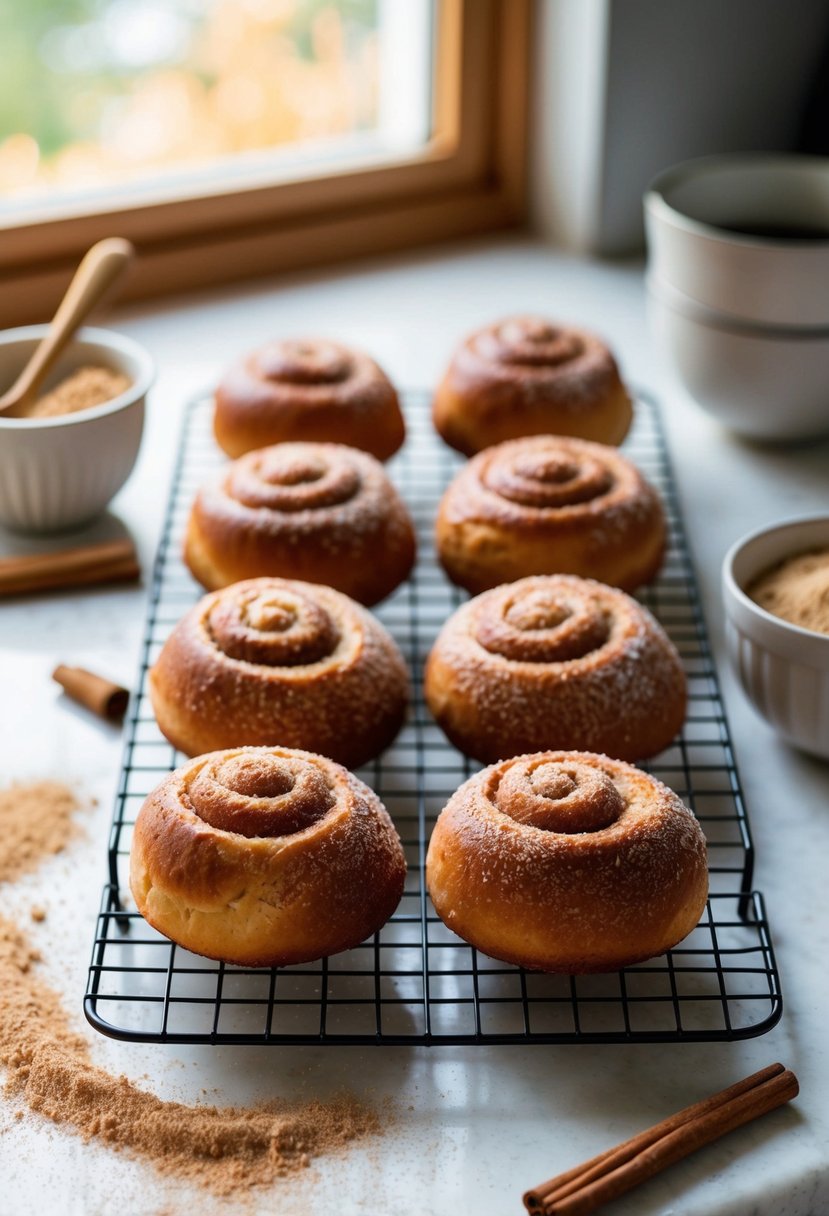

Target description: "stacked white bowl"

left=644, top=154, right=829, bottom=441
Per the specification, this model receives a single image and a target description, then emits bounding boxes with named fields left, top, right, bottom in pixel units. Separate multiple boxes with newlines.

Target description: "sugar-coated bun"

left=150, top=578, right=409, bottom=768
left=425, top=575, right=685, bottom=763
left=426, top=751, right=708, bottom=974
left=215, top=337, right=405, bottom=461
left=185, top=441, right=416, bottom=605
left=436, top=434, right=665, bottom=594
left=433, top=316, right=632, bottom=456
left=130, top=747, right=407, bottom=967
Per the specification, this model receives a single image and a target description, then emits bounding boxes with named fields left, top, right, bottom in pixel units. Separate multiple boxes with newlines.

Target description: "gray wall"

left=532, top=0, right=829, bottom=255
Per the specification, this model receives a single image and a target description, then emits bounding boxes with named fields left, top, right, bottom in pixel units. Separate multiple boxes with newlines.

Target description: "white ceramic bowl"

left=648, top=275, right=829, bottom=441
left=645, top=154, right=829, bottom=329
left=723, top=516, right=829, bottom=761
left=0, top=325, right=154, bottom=533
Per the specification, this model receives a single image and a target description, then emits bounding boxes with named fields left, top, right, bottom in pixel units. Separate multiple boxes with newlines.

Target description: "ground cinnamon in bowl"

left=748, top=546, right=829, bottom=635
left=20, top=366, right=131, bottom=419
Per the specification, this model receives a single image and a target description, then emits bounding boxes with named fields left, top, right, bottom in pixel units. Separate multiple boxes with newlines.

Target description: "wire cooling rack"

left=85, top=391, right=781, bottom=1045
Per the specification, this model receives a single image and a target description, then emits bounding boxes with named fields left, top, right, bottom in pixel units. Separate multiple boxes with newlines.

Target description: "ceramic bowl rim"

left=647, top=273, right=829, bottom=340
left=0, top=324, right=155, bottom=431
left=645, top=152, right=829, bottom=249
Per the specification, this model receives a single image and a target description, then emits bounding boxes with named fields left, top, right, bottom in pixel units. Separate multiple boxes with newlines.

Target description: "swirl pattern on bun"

left=150, top=578, right=409, bottom=768
left=185, top=442, right=416, bottom=605
left=130, top=747, right=407, bottom=967
left=426, top=751, right=708, bottom=973
left=425, top=576, right=685, bottom=763
left=214, top=337, right=405, bottom=460
left=433, top=316, right=632, bottom=455
left=436, top=435, right=665, bottom=594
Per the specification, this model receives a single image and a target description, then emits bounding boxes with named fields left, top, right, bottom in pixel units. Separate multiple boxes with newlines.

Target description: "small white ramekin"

left=723, top=516, right=829, bottom=761
left=0, top=325, right=154, bottom=533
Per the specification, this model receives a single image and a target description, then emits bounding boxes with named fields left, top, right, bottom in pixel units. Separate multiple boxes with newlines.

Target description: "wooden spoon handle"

left=5, top=237, right=134, bottom=410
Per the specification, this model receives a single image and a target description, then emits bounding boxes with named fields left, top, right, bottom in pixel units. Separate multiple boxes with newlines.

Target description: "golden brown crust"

left=425, top=576, right=686, bottom=763
left=435, top=435, right=665, bottom=594
left=184, top=441, right=416, bottom=605
left=130, top=747, right=407, bottom=967
left=426, top=751, right=708, bottom=973
left=433, top=316, right=632, bottom=456
left=150, top=578, right=409, bottom=768
left=214, top=338, right=405, bottom=461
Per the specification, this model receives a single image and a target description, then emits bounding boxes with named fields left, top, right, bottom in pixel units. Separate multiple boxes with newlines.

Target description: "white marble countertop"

left=3, top=237, right=828, bottom=1216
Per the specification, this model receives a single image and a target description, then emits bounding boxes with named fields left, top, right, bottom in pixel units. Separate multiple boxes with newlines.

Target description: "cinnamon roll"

left=185, top=441, right=416, bottom=604
left=433, top=316, right=632, bottom=455
left=214, top=338, right=405, bottom=461
left=425, top=576, right=685, bottom=763
left=130, top=747, right=407, bottom=967
left=436, top=435, right=665, bottom=594
left=426, top=751, right=708, bottom=973
left=150, top=578, right=409, bottom=768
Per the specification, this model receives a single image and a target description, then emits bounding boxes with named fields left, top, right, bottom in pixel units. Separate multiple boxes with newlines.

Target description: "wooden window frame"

left=0, top=0, right=531, bottom=325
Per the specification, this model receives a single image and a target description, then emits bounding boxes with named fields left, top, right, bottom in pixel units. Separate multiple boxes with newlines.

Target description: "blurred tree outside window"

left=0, top=0, right=433, bottom=208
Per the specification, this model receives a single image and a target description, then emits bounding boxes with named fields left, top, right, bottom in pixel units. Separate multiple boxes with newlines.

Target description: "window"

left=0, top=1, right=433, bottom=213
left=0, top=0, right=530, bottom=323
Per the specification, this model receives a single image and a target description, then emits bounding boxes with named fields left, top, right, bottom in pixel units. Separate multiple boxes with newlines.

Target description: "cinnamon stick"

left=524, top=1063, right=798, bottom=1216
left=52, top=665, right=130, bottom=721
left=525, top=1062, right=786, bottom=1210
left=0, top=538, right=140, bottom=597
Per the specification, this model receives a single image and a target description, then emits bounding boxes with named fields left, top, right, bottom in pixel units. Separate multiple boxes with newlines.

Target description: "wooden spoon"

left=0, top=237, right=134, bottom=418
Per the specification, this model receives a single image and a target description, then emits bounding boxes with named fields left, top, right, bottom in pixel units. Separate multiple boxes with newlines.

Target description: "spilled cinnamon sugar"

left=0, top=915, right=377, bottom=1194
left=0, top=779, right=380, bottom=1196
left=0, top=780, right=82, bottom=883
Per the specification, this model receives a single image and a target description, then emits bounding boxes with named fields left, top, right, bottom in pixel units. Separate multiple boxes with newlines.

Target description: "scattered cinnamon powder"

left=0, top=780, right=81, bottom=883
left=748, top=546, right=829, bottom=635
left=22, top=366, right=131, bottom=418
left=0, top=780, right=381, bottom=1193
left=0, top=914, right=379, bottom=1195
